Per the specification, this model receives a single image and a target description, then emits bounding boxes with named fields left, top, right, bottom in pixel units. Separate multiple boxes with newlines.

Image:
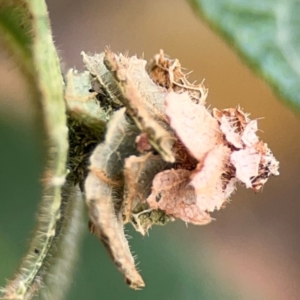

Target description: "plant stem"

left=0, top=0, right=69, bottom=299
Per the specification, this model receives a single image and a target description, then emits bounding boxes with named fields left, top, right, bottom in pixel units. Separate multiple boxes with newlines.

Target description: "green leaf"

left=188, top=0, right=300, bottom=112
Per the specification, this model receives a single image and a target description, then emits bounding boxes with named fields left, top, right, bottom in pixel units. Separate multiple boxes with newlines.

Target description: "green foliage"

left=189, top=0, right=300, bottom=112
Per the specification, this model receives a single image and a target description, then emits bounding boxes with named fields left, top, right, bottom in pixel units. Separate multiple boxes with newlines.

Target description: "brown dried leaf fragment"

left=191, top=145, right=232, bottom=212
left=147, top=169, right=212, bottom=225
left=232, top=141, right=279, bottom=192
left=85, top=173, right=144, bottom=289
left=103, top=48, right=175, bottom=162
left=213, top=107, right=249, bottom=127
left=123, top=153, right=172, bottom=227
left=213, top=107, right=260, bottom=148
left=90, top=108, right=140, bottom=181
left=241, top=120, right=259, bottom=147
left=107, top=51, right=168, bottom=121
left=148, top=49, right=208, bottom=104
left=81, top=51, right=123, bottom=110
left=213, top=107, right=279, bottom=191
left=165, top=92, right=222, bottom=161
left=85, top=108, right=144, bottom=289
left=230, top=147, right=261, bottom=188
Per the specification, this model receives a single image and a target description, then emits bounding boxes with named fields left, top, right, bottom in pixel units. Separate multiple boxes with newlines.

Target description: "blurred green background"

left=1, top=0, right=300, bottom=299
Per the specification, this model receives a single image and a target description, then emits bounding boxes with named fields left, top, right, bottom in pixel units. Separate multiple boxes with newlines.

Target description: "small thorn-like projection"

left=81, top=49, right=279, bottom=289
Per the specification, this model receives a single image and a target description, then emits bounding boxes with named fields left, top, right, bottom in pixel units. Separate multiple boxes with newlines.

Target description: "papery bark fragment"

left=80, top=49, right=280, bottom=291
left=104, top=49, right=175, bottom=163
left=85, top=108, right=144, bottom=289
left=191, top=145, right=231, bottom=212
left=213, top=107, right=279, bottom=191
left=165, top=92, right=222, bottom=161
left=65, top=69, right=107, bottom=122
left=147, top=169, right=212, bottom=225
left=81, top=51, right=123, bottom=111
left=148, top=49, right=208, bottom=104
left=123, top=153, right=172, bottom=233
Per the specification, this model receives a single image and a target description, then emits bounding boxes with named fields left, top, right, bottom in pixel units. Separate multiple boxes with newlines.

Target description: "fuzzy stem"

left=0, top=0, right=69, bottom=299
left=38, top=183, right=85, bottom=300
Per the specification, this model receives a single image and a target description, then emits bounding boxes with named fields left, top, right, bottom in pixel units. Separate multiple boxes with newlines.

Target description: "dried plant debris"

left=83, top=49, right=175, bottom=163
left=148, top=49, right=208, bottom=104
left=82, top=48, right=279, bottom=289
left=65, top=69, right=108, bottom=122
left=123, top=153, right=173, bottom=232
left=85, top=108, right=144, bottom=289
left=147, top=169, right=212, bottom=225
left=65, top=69, right=108, bottom=186
left=81, top=52, right=123, bottom=111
